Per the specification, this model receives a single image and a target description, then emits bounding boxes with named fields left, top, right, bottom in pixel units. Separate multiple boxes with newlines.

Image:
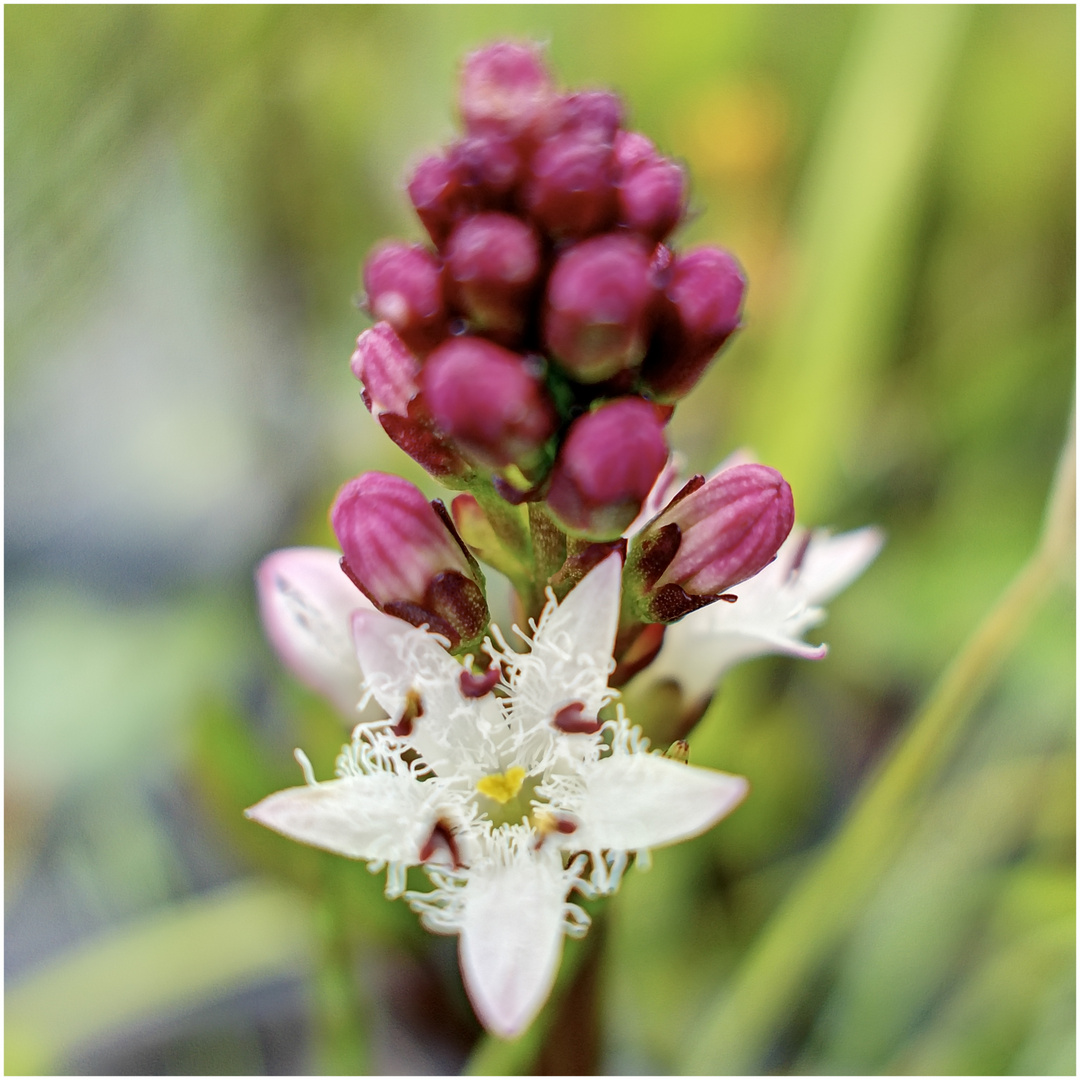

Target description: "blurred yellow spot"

left=676, top=79, right=789, bottom=182
left=476, top=766, right=526, bottom=804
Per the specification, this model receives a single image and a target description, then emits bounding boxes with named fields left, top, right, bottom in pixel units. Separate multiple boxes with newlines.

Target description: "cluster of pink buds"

left=341, top=40, right=794, bottom=655
left=352, top=41, right=749, bottom=540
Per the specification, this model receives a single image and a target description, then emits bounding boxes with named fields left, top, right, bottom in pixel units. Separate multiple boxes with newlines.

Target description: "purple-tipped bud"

left=546, top=398, right=669, bottom=540
left=350, top=324, right=472, bottom=481
left=641, top=246, right=747, bottom=401
left=525, top=131, right=616, bottom=239
left=422, top=337, right=556, bottom=469
left=644, top=463, right=794, bottom=603
left=544, top=234, right=656, bottom=382
left=557, top=90, right=625, bottom=140
left=445, top=212, right=541, bottom=341
left=332, top=472, right=488, bottom=649
left=407, top=154, right=466, bottom=248
left=451, top=133, right=523, bottom=208
left=459, top=41, right=555, bottom=141
left=363, top=242, right=447, bottom=355
left=616, top=157, right=687, bottom=242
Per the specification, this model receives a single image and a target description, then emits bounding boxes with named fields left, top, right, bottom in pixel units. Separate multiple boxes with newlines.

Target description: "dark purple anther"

left=407, top=154, right=465, bottom=247
left=642, top=246, right=747, bottom=401
left=545, top=398, right=669, bottom=540
left=422, top=337, right=557, bottom=469
left=646, top=463, right=794, bottom=597
left=363, top=242, right=447, bottom=355
left=524, top=131, right=616, bottom=239
left=459, top=41, right=555, bottom=142
left=552, top=702, right=603, bottom=735
left=543, top=233, right=656, bottom=382
left=445, top=212, right=541, bottom=341
left=460, top=664, right=501, bottom=698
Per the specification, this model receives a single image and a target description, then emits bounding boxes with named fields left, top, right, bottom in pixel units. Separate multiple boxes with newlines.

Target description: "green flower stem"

left=311, top=866, right=370, bottom=1075
left=683, top=416, right=1074, bottom=1075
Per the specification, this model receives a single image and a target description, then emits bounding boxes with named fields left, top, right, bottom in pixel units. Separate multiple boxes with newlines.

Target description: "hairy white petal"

left=567, top=751, right=748, bottom=854
left=458, top=844, right=571, bottom=1039
left=244, top=772, right=438, bottom=866
left=256, top=547, right=380, bottom=720
left=508, top=554, right=622, bottom=735
left=352, top=610, right=501, bottom=776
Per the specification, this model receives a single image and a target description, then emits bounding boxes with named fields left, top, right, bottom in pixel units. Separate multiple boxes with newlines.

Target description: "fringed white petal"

left=505, top=553, right=622, bottom=737
left=352, top=609, right=503, bottom=777
left=256, top=547, right=380, bottom=720
left=244, top=771, right=438, bottom=869
left=457, top=843, right=572, bottom=1039
left=566, top=750, right=748, bottom=855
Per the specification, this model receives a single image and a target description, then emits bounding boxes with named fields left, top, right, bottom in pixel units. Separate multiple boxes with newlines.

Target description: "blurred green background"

left=5, top=5, right=1074, bottom=1075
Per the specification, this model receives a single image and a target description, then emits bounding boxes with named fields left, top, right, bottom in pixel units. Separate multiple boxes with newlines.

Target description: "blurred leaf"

left=5, top=880, right=312, bottom=1075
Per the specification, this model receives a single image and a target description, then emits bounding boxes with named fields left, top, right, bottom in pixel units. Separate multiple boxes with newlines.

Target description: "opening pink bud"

left=459, top=41, right=555, bottom=140
left=525, top=131, right=616, bottom=239
left=546, top=398, right=669, bottom=540
left=422, top=337, right=557, bottom=469
left=445, top=213, right=541, bottom=341
left=350, top=323, right=420, bottom=418
left=651, top=463, right=794, bottom=596
left=543, top=234, right=656, bottom=382
left=363, top=242, right=448, bottom=354
left=642, top=246, right=746, bottom=401
left=331, top=472, right=474, bottom=608
left=613, top=130, right=657, bottom=173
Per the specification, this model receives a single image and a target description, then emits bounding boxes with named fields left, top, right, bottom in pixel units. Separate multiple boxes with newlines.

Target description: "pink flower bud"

left=647, top=463, right=794, bottom=598
left=422, top=337, right=556, bottom=469
left=524, top=131, right=616, bottom=239
left=451, top=133, right=523, bottom=208
left=557, top=90, right=624, bottom=140
left=363, top=242, right=447, bottom=355
left=350, top=324, right=472, bottom=481
left=543, top=234, right=656, bottom=382
left=616, top=157, right=687, bottom=242
left=331, top=472, right=488, bottom=649
left=459, top=41, right=555, bottom=141
left=546, top=398, right=669, bottom=540
left=642, top=247, right=746, bottom=401
left=613, top=130, right=657, bottom=173
left=445, top=212, right=541, bottom=341
left=407, top=154, right=465, bottom=247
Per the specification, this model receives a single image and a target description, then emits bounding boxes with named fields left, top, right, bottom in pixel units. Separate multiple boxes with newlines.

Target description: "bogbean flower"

left=246, top=555, right=748, bottom=1038
left=632, top=520, right=885, bottom=708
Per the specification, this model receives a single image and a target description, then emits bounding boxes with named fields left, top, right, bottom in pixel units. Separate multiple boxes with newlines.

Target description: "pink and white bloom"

left=635, top=525, right=884, bottom=705
left=246, top=554, right=747, bottom=1038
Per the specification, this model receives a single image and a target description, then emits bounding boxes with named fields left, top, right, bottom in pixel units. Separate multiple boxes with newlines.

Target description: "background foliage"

left=6, top=5, right=1074, bottom=1074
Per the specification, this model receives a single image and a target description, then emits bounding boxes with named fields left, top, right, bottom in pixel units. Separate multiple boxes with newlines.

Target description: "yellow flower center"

left=476, top=766, right=527, bottom=805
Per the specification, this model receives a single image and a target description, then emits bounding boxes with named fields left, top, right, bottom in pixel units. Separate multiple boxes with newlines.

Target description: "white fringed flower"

left=636, top=525, right=885, bottom=705
left=246, top=553, right=748, bottom=1038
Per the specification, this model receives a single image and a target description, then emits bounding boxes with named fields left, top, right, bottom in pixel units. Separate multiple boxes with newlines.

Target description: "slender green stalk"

left=683, top=417, right=1074, bottom=1074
